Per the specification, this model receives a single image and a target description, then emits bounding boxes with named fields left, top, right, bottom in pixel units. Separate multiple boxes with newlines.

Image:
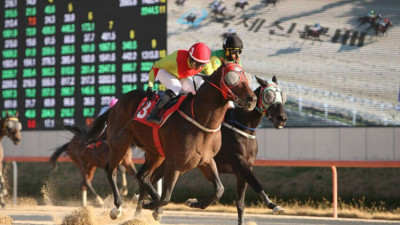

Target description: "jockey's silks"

left=148, top=50, right=207, bottom=87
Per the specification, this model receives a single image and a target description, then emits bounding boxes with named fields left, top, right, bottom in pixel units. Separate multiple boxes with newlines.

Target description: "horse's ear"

left=15, top=111, right=19, bottom=117
left=272, top=75, right=278, bottom=85
left=255, top=76, right=268, bottom=87
left=6, top=110, right=10, bottom=118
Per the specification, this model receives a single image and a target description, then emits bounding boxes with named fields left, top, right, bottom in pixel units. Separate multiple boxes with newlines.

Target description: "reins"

left=222, top=110, right=257, bottom=139
left=177, top=110, right=221, bottom=132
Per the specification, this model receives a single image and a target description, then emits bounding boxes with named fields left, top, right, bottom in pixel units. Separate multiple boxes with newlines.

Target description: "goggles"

left=226, top=48, right=242, bottom=55
left=190, top=57, right=206, bottom=68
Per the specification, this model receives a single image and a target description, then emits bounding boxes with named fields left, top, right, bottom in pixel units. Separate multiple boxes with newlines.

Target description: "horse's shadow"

left=268, top=47, right=302, bottom=57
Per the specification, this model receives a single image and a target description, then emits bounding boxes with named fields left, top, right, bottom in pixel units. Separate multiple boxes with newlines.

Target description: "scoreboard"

left=1, top=0, right=167, bottom=130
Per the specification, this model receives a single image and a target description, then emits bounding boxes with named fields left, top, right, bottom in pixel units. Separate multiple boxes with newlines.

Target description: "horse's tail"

left=50, top=142, right=69, bottom=170
left=85, top=108, right=111, bottom=144
left=63, top=123, right=87, bottom=136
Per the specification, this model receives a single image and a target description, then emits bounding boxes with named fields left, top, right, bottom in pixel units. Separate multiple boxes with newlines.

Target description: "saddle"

left=133, top=94, right=188, bottom=157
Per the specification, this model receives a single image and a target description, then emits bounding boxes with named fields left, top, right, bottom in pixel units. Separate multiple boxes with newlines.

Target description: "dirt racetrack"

left=1, top=205, right=399, bottom=225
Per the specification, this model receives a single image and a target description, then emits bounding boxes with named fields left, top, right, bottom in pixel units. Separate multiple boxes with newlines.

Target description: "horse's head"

left=255, top=76, right=287, bottom=129
left=212, top=61, right=256, bottom=111
left=385, top=19, right=393, bottom=27
left=2, top=111, right=22, bottom=145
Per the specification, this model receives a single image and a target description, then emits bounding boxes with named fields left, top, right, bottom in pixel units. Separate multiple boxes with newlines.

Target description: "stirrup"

left=146, top=112, right=162, bottom=124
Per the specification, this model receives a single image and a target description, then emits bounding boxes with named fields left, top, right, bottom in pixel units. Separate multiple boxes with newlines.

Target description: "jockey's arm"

left=201, top=55, right=222, bottom=75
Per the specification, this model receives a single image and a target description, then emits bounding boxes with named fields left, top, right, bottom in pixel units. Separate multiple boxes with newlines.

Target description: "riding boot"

left=146, top=89, right=176, bottom=124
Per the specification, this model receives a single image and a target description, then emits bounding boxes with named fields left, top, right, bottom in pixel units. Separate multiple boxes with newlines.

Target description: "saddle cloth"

left=133, top=95, right=187, bottom=157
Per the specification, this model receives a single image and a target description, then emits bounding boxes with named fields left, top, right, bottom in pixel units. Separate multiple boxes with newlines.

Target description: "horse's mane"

left=195, top=66, right=223, bottom=95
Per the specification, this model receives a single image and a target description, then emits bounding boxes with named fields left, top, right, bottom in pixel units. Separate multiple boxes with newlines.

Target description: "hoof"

left=110, top=207, right=122, bottom=220
left=184, top=198, right=198, bottom=207
left=273, top=206, right=285, bottom=215
left=2, top=189, right=8, bottom=196
left=143, top=201, right=157, bottom=210
left=132, top=194, right=139, bottom=204
left=120, top=187, right=128, bottom=196
left=96, top=197, right=104, bottom=206
left=152, top=208, right=163, bottom=221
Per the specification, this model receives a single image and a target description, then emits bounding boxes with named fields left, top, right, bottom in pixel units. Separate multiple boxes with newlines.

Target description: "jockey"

left=310, top=23, right=322, bottom=33
left=203, top=34, right=243, bottom=75
left=217, top=2, right=226, bottom=12
left=367, top=10, right=376, bottom=20
left=211, top=0, right=220, bottom=11
left=146, top=42, right=212, bottom=124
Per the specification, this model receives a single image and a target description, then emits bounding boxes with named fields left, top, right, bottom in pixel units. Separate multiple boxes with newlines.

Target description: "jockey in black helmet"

left=202, top=34, right=243, bottom=75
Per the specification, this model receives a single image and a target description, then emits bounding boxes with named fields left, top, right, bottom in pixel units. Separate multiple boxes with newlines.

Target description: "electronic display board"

left=1, top=0, right=167, bottom=130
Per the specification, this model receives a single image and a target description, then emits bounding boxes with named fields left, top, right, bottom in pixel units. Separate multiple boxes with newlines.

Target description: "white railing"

left=279, top=81, right=400, bottom=126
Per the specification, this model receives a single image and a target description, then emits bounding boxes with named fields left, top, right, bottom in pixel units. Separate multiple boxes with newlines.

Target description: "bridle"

left=256, top=82, right=286, bottom=115
left=178, top=63, right=251, bottom=133
left=2, top=117, right=21, bottom=137
left=204, top=63, right=250, bottom=102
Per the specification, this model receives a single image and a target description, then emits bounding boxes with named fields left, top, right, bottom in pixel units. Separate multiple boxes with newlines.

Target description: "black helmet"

left=223, top=34, right=243, bottom=49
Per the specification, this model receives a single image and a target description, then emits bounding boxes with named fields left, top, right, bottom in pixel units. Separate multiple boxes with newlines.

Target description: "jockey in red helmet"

left=146, top=42, right=211, bottom=124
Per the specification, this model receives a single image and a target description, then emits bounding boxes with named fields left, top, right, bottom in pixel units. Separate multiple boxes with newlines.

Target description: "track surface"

left=1, top=205, right=399, bottom=225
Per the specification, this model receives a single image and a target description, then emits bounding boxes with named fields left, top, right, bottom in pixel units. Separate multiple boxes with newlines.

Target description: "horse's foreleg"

left=185, top=159, right=224, bottom=209
left=233, top=156, right=284, bottom=214
left=0, top=170, right=6, bottom=208
left=235, top=176, right=248, bottom=225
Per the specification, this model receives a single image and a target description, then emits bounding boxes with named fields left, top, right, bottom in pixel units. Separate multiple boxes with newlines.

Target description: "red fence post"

left=331, top=166, right=338, bottom=218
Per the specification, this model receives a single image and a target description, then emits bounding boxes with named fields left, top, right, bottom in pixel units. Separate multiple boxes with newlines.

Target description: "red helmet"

left=188, top=42, right=211, bottom=64
left=384, top=18, right=389, bottom=23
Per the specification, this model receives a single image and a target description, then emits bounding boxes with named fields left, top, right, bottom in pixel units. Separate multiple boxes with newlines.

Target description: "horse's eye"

left=281, top=91, right=287, bottom=104
left=263, top=90, right=275, bottom=105
left=225, top=71, right=240, bottom=86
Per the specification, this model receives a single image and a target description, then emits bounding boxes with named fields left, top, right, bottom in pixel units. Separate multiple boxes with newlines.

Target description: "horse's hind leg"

left=185, top=159, right=224, bottom=209
left=135, top=162, right=164, bottom=217
left=85, top=167, right=104, bottom=206
left=106, top=163, right=124, bottom=219
left=118, top=165, right=128, bottom=196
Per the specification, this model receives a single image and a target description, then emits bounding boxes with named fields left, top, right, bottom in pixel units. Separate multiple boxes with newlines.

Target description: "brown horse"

left=357, top=14, right=382, bottom=28
left=374, top=19, right=393, bottom=36
left=234, top=1, right=249, bottom=11
left=0, top=111, right=22, bottom=208
left=214, top=76, right=286, bottom=224
left=302, top=27, right=326, bottom=41
left=86, top=62, right=257, bottom=220
left=135, top=76, right=287, bottom=224
left=50, top=124, right=137, bottom=207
